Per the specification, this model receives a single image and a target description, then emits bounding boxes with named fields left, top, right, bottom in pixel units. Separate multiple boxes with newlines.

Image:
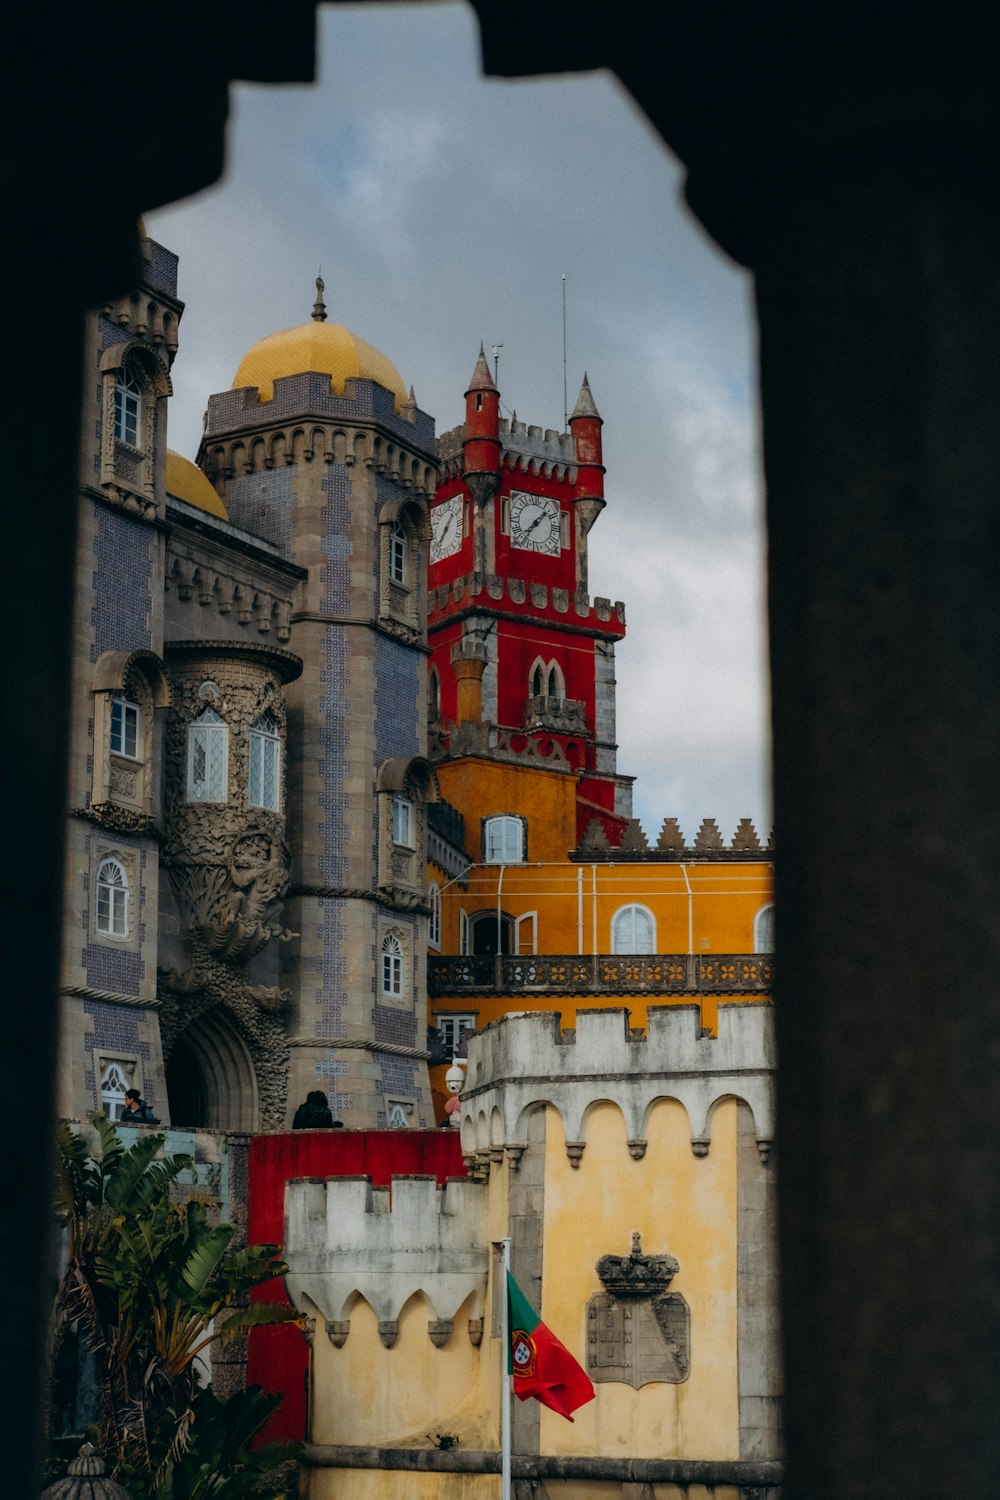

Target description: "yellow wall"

left=436, top=756, right=578, bottom=862
left=536, top=1099, right=740, bottom=1461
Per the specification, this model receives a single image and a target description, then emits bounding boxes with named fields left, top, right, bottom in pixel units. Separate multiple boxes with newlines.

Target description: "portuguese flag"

left=506, top=1271, right=595, bottom=1421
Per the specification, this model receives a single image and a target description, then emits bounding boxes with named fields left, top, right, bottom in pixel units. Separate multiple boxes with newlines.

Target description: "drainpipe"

left=592, top=863, right=599, bottom=984
left=681, top=862, right=694, bottom=989
left=496, top=864, right=505, bottom=989
left=577, top=867, right=584, bottom=956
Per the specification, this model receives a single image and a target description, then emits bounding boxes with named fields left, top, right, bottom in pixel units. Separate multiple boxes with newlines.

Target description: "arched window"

left=249, top=713, right=280, bottom=810
left=100, top=1060, right=131, bottom=1121
left=96, top=858, right=128, bottom=938
left=611, top=904, right=656, bottom=954
left=531, top=664, right=544, bottom=697
left=381, top=931, right=404, bottom=997
left=428, top=668, right=441, bottom=723
left=389, top=520, right=406, bottom=584
left=428, top=882, right=441, bottom=949
left=484, top=814, right=525, bottom=864
left=754, top=904, right=775, bottom=953
left=470, top=911, right=513, bottom=956
left=114, top=368, right=142, bottom=446
left=187, top=707, right=228, bottom=803
left=110, top=695, right=140, bottom=758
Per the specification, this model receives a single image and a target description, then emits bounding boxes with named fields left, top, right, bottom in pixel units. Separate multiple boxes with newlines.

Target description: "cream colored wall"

left=537, top=1098, right=740, bottom=1461
left=309, top=1288, right=494, bottom=1450
left=306, top=1474, right=497, bottom=1500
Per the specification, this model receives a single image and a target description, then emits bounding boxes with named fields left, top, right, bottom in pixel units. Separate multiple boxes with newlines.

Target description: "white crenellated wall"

left=458, top=1002, right=776, bottom=1164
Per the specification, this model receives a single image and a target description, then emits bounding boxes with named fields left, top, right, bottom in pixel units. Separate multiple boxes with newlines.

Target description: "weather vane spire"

left=312, top=270, right=327, bottom=322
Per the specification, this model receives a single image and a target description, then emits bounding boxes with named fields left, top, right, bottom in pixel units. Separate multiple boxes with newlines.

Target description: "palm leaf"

left=178, top=1223, right=236, bottom=1301
left=105, top=1133, right=171, bottom=1211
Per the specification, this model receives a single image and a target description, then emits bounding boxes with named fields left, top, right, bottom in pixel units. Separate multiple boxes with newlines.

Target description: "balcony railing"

left=427, top=953, right=775, bottom=998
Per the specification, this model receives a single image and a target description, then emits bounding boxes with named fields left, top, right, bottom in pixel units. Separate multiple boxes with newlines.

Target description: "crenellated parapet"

left=575, top=814, right=774, bottom=859
left=283, top=1174, right=487, bottom=1349
left=428, top=571, right=626, bottom=633
left=458, top=1003, right=776, bottom=1167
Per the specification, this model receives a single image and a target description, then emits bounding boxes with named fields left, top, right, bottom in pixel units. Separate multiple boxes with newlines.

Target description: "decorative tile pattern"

left=377, top=1053, right=417, bottom=1097
left=373, top=1004, right=417, bottom=1049
left=83, top=944, right=145, bottom=995
left=147, top=242, right=179, bottom=298
left=91, top=509, right=152, bottom=657
left=317, top=633, right=350, bottom=886
left=226, top=467, right=297, bottom=554
left=374, top=636, right=419, bottom=765
left=321, top=465, right=351, bottom=613
left=313, top=901, right=348, bottom=1039
left=82, top=1000, right=152, bottom=1108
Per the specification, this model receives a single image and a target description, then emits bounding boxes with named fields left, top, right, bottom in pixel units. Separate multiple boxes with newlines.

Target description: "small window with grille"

left=187, top=707, right=228, bottom=803
left=249, top=714, right=280, bottom=810
left=114, top=369, right=142, bottom=446
left=110, top=697, right=140, bottom=759
left=436, top=1013, right=476, bottom=1058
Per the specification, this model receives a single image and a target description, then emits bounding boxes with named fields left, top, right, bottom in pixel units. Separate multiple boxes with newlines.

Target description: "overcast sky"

left=148, top=2, right=771, bottom=846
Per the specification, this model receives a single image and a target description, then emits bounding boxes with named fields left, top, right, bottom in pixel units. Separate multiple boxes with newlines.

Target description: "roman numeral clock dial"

left=510, top=491, right=561, bottom=556
left=430, top=495, right=463, bottom=563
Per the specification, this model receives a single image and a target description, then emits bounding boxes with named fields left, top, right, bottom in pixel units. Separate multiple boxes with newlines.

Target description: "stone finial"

left=619, top=818, right=649, bottom=852
left=656, top=817, right=686, bottom=851
left=41, top=1443, right=137, bottom=1499
left=312, top=273, right=327, bottom=322
left=731, top=817, right=762, bottom=851
left=578, top=818, right=610, bottom=852
left=693, top=817, right=724, bottom=851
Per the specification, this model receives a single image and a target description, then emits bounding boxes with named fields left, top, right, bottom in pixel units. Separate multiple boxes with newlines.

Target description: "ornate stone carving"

left=108, top=763, right=138, bottom=798
left=427, top=1319, right=453, bottom=1348
left=586, top=1233, right=690, bottom=1387
left=326, top=1321, right=350, bottom=1349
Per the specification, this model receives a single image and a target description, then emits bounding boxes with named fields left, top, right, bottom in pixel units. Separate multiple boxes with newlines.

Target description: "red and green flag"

left=506, top=1270, right=595, bottom=1422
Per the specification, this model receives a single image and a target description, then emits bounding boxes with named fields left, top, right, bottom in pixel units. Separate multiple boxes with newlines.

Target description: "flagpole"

left=501, top=1237, right=512, bottom=1500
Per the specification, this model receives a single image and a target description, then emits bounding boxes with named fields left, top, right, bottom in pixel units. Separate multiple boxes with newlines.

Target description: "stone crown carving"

left=596, top=1232, right=679, bottom=1300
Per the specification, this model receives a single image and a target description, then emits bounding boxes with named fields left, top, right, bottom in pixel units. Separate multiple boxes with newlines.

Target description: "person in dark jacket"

left=120, top=1087, right=159, bottom=1124
left=292, top=1090, right=342, bottom=1129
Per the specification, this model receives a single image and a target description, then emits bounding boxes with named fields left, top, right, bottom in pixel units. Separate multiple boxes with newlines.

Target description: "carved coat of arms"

left=586, top=1232, right=690, bottom=1388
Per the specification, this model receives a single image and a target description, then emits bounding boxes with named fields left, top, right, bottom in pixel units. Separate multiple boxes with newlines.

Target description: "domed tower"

left=196, top=281, right=439, bottom=1129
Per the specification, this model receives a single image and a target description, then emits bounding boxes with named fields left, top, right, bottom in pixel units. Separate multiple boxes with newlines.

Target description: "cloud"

left=147, top=0, right=771, bottom=843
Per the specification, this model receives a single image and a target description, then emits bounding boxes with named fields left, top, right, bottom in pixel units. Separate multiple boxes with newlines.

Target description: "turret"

left=570, top=373, right=606, bottom=592
left=462, top=346, right=501, bottom=509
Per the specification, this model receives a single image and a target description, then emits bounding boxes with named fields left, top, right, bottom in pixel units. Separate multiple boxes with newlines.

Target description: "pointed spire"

left=312, top=273, right=327, bottom=322
left=466, top=343, right=497, bottom=393
left=571, top=371, right=601, bottom=421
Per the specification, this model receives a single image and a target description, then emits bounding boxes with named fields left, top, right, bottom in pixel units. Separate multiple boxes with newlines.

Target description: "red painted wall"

left=246, top=1130, right=465, bottom=1445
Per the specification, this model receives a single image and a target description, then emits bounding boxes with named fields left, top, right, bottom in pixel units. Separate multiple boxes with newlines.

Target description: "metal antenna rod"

left=562, top=274, right=568, bottom=430
left=492, top=343, right=503, bottom=388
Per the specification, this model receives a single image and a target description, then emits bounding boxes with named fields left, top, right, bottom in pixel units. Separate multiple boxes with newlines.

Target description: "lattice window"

left=100, top=1060, right=131, bottom=1121
left=110, top=697, right=140, bottom=759
left=381, top=931, right=404, bottom=997
left=392, top=795, right=413, bottom=848
left=484, top=814, right=525, bottom=864
left=611, top=904, right=656, bottom=955
left=389, top=521, right=406, bottom=583
left=436, top=1013, right=476, bottom=1057
left=249, top=714, right=281, bottom=810
left=187, top=707, right=228, bottom=803
left=114, top=369, right=142, bottom=446
left=428, top=882, right=442, bottom=949
left=96, top=858, right=128, bottom=938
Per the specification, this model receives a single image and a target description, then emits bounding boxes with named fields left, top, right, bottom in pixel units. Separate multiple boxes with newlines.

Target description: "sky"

left=147, top=1, right=771, bottom=846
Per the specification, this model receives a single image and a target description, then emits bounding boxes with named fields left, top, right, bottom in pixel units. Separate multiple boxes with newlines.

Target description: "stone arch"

left=100, top=337, right=172, bottom=398
left=164, top=1004, right=260, bottom=1131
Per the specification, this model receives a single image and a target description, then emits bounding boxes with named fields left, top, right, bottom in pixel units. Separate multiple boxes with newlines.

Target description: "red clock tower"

left=428, top=349, right=631, bottom=844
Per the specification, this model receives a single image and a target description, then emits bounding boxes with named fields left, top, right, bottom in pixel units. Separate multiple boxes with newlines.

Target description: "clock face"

left=509, top=490, right=561, bottom=556
left=430, top=495, right=463, bottom=563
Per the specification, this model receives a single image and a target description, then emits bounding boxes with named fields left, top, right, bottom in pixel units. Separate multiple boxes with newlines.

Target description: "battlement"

left=283, top=1173, right=488, bottom=1344
left=428, top=571, right=626, bottom=632
left=459, top=1003, right=776, bottom=1165
left=437, top=418, right=577, bottom=476
left=574, top=815, right=774, bottom=860
left=204, top=373, right=437, bottom=455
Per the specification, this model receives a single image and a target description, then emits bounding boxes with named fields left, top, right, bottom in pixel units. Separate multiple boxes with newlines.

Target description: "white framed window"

left=389, top=521, right=406, bottom=584
left=515, top=911, right=538, bottom=955
left=187, top=707, right=228, bottom=803
left=484, top=814, right=525, bottom=864
left=611, top=904, right=656, bottom=955
left=392, top=795, right=413, bottom=848
left=381, top=931, right=404, bottom=997
left=114, top=368, right=142, bottom=446
left=387, top=1099, right=413, bottom=1128
left=96, top=858, right=128, bottom=938
left=249, top=714, right=281, bottom=810
left=428, top=882, right=442, bottom=949
left=754, top=904, right=775, bottom=953
left=436, top=1013, right=476, bottom=1057
left=110, top=696, right=140, bottom=759
left=100, top=1060, right=131, bottom=1121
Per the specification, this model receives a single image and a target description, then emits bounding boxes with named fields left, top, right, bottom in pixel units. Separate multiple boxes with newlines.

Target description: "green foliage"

left=52, top=1117, right=301, bottom=1497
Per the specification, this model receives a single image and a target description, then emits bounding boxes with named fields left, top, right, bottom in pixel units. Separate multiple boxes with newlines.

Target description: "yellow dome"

left=232, top=321, right=408, bottom=408
left=166, top=450, right=229, bottom=520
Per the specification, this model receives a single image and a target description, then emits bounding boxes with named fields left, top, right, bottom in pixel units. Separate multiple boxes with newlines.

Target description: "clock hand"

left=524, top=510, right=547, bottom=536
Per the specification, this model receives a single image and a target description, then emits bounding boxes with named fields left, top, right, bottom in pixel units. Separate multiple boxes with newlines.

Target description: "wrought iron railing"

left=427, top=953, right=774, bottom=998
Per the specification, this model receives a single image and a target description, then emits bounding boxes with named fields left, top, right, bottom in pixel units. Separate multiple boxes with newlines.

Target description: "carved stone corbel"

left=467, top=1318, right=484, bottom=1348
left=627, top=1139, right=648, bottom=1161
left=757, top=1139, right=773, bottom=1165
left=326, top=1320, right=350, bottom=1349
left=691, top=1137, right=710, bottom=1158
left=378, top=1320, right=399, bottom=1349
left=427, top=1319, right=453, bottom=1348
left=505, top=1145, right=526, bottom=1171
left=565, top=1140, right=586, bottom=1168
